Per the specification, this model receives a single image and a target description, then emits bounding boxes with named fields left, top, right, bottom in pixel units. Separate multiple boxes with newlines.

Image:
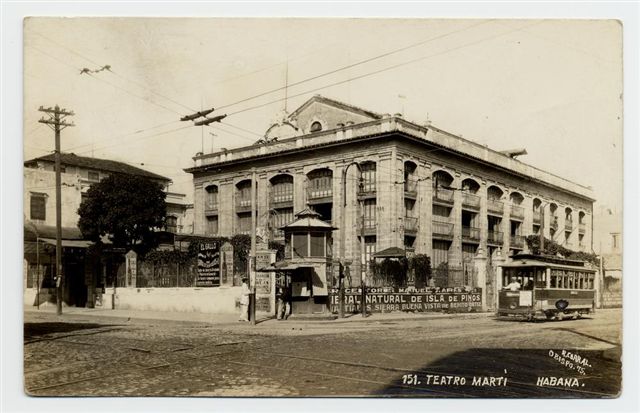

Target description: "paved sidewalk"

left=24, top=302, right=493, bottom=329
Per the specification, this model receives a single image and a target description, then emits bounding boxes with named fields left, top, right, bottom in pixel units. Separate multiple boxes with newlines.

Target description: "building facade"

left=23, top=152, right=193, bottom=308
left=186, top=96, right=595, bottom=289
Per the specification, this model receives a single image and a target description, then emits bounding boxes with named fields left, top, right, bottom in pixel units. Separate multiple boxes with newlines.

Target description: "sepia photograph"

left=7, top=9, right=632, bottom=406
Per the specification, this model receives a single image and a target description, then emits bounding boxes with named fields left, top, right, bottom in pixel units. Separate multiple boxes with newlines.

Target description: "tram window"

left=535, top=270, right=546, bottom=288
left=579, top=273, right=585, bottom=289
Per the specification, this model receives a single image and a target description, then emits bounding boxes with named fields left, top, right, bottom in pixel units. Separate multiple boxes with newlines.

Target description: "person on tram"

left=504, top=276, right=521, bottom=291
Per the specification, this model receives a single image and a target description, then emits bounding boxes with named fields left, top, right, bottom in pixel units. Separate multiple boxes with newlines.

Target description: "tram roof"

left=502, top=258, right=596, bottom=272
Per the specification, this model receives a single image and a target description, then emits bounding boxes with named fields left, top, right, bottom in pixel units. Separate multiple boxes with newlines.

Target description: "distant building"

left=593, top=205, right=622, bottom=308
left=185, top=95, right=595, bottom=305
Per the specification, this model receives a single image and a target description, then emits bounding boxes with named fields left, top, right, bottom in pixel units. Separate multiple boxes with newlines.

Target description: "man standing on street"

left=239, top=277, right=250, bottom=322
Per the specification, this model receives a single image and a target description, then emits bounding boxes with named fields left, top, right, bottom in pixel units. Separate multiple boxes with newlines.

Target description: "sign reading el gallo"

left=329, top=287, right=482, bottom=313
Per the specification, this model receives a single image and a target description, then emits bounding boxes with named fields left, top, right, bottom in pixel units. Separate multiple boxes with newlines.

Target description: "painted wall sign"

left=329, top=287, right=482, bottom=313
left=196, top=241, right=220, bottom=287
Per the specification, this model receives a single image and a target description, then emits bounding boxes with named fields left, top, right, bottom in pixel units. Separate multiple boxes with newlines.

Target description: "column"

left=193, top=182, right=204, bottom=235
left=479, top=181, right=488, bottom=257
left=257, top=173, right=269, bottom=244
left=493, top=248, right=506, bottom=310
left=416, top=161, right=432, bottom=257
left=473, top=247, right=488, bottom=311
left=333, top=163, right=345, bottom=265
left=219, top=179, right=234, bottom=237
left=502, top=191, right=511, bottom=259
left=449, top=173, right=462, bottom=268
left=293, top=167, right=306, bottom=213
left=376, top=153, right=393, bottom=250
left=522, top=194, right=534, bottom=252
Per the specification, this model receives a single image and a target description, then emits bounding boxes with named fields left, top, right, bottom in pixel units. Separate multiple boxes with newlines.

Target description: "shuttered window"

left=30, top=193, right=46, bottom=220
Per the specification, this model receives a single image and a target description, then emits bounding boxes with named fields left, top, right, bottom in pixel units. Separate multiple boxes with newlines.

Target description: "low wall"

left=112, top=287, right=243, bottom=314
left=329, top=286, right=483, bottom=314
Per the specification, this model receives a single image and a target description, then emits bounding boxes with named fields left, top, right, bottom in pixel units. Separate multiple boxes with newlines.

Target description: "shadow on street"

left=24, top=322, right=123, bottom=341
left=373, top=347, right=621, bottom=398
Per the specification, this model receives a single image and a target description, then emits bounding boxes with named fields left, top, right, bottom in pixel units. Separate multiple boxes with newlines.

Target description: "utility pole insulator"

left=193, top=114, right=227, bottom=126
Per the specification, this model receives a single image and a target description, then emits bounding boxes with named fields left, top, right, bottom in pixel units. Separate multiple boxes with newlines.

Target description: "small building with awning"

left=23, top=223, right=92, bottom=307
left=257, top=208, right=335, bottom=316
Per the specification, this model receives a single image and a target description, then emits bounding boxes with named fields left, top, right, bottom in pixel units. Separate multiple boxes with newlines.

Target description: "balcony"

left=404, top=178, right=418, bottom=199
left=432, top=219, right=454, bottom=239
left=236, top=198, right=252, bottom=212
left=565, top=220, right=573, bottom=232
left=307, top=187, right=333, bottom=204
left=404, top=216, right=418, bottom=234
left=578, top=222, right=586, bottom=234
left=510, top=205, right=524, bottom=220
left=270, top=192, right=294, bottom=208
left=433, top=187, right=454, bottom=205
left=487, top=199, right=504, bottom=216
left=533, top=210, right=542, bottom=224
left=511, top=235, right=525, bottom=249
left=487, top=230, right=504, bottom=245
left=357, top=182, right=376, bottom=199
left=204, top=202, right=219, bottom=216
left=358, top=218, right=377, bottom=236
left=461, top=226, right=481, bottom=243
left=461, top=192, right=480, bottom=210
left=550, top=216, right=559, bottom=231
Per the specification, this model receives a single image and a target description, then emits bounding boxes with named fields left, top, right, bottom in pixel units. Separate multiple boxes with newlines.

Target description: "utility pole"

left=339, top=162, right=362, bottom=318
left=250, top=167, right=257, bottom=325
left=38, top=105, right=74, bottom=316
left=540, top=203, right=545, bottom=252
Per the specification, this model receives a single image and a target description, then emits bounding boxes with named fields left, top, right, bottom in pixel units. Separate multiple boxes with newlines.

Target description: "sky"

left=23, top=18, right=623, bottom=219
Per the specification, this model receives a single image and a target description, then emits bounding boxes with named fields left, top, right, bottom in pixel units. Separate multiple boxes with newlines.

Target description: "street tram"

left=497, top=254, right=597, bottom=321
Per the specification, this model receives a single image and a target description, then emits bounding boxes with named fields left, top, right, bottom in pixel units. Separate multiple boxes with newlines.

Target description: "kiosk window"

left=310, top=233, right=325, bottom=257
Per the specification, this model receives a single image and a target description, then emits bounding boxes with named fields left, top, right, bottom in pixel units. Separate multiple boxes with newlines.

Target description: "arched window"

left=404, top=161, right=417, bottom=193
left=269, top=174, right=294, bottom=204
left=565, top=207, right=573, bottom=221
left=432, top=170, right=454, bottom=188
left=310, top=121, right=322, bottom=133
left=533, top=198, right=542, bottom=212
left=307, top=168, right=333, bottom=199
left=487, top=185, right=504, bottom=201
left=510, top=192, right=524, bottom=205
left=205, top=185, right=218, bottom=210
left=461, top=178, right=480, bottom=193
left=359, top=161, right=377, bottom=192
left=236, top=180, right=252, bottom=208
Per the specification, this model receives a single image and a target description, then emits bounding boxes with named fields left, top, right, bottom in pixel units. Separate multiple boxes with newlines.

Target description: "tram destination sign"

left=329, top=287, right=482, bottom=313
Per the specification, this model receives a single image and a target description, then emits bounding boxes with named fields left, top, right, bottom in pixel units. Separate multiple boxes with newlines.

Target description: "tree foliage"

left=525, top=235, right=599, bottom=266
left=77, top=173, right=167, bottom=254
left=409, top=254, right=432, bottom=288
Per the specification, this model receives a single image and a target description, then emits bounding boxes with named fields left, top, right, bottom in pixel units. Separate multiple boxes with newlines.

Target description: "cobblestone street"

left=23, top=308, right=622, bottom=398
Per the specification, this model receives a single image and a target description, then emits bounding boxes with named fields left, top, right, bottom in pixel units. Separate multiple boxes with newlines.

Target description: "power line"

left=215, top=20, right=493, bottom=113
left=225, top=21, right=543, bottom=118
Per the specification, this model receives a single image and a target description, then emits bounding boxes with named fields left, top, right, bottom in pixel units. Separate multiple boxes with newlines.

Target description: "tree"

left=78, top=173, right=167, bottom=253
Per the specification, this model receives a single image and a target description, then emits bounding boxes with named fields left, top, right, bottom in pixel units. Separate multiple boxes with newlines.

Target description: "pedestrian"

left=282, top=282, right=292, bottom=320
left=276, top=286, right=285, bottom=320
left=239, top=277, right=250, bottom=322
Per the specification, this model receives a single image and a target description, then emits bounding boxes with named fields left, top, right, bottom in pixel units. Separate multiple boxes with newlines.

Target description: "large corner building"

left=185, top=95, right=595, bottom=288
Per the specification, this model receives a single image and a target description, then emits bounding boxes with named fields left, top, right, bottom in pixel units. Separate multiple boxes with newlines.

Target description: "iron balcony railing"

left=432, top=219, right=454, bottom=238
left=510, top=205, right=524, bottom=220
left=511, top=235, right=525, bottom=248
left=270, top=191, right=294, bottom=205
left=204, top=202, right=219, bottom=215
left=307, top=186, right=333, bottom=201
left=578, top=222, right=586, bottom=233
left=404, top=216, right=418, bottom=232
left=236, top=197, right=252, bottom=211
left=461, top=192, right=480, bottom=209
left=533, top=210, right=542, bottom=224
left=487, top=199, right=504, bottom=215
left=461, top=226, right=481, bottom=242
left=550, top=216, right=559, bottom=230
left=565, top=220, right=573, bottom=232
left=487, top=230, right=504, bottom=245
left=433, top=187, right=454, bottom=204
left=404, top=177, right=418, bottom=196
